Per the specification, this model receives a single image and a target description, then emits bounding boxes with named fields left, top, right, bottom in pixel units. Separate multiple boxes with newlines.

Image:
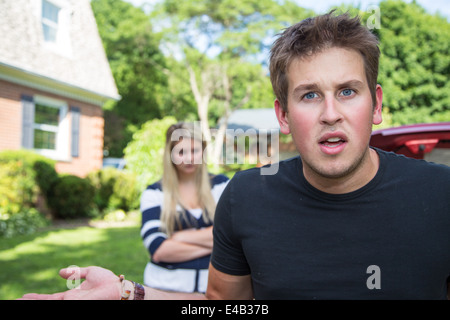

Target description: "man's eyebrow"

left=292, top=79, right=365, bottom=96
left=338, top=80, right=365, bottom=89
left=292, top=83, right=320, bottom=96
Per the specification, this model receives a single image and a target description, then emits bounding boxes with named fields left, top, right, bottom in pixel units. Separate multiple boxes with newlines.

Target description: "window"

left=40, top=0, right=72, bottom=56
left=33, top=103, right=60, bottom=150
left=42, top=0, right=60, bottom=43
left=21, top=95, right=70, bottom=160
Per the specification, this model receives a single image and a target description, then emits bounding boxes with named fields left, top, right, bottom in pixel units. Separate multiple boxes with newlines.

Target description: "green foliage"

left=88, top=167, right=140, bottom=214
left=0, top=150, right=55, bottom=237
left=0, top=150, right=57, bottom=212
left=47, top=175, right=95, bottom=219
left=376, top=0, right=450, bottom=125
left=0, top=161, right=33, bottom=213
left=91, top=0, right=169, bottom=157
left=0, top=208, right=48, bottom=238
left=124, top=116, right=177, bottom=191
left=159, top=57, right=198, bottom=121
left=109, top=171, right=140, bottom=211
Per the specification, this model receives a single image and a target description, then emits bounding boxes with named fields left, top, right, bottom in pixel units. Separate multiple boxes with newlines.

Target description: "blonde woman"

left=140, top=122, right=229, bottom=293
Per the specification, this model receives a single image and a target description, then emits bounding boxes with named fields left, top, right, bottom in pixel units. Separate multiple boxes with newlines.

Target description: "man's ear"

left=274, top=99, right=291, bottom=135
left=372, top=84, right=383, bottom=125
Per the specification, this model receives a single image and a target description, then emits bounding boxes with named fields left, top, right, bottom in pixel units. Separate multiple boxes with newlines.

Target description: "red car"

left=370, top=122, right=450, bottom=166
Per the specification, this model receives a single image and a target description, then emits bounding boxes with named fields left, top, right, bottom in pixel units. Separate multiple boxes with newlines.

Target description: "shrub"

left=109, top=170, right=140, bottom=212
left=87, top=167, right=140, bottom=214
left=0, top=149, right=57, bottom=178
left=0, top=150, right=58, bottom=207
left=47, top=175, right=95, bottom=219
left=0, top=208, right=48, bottom=238
left=124, top=116, right=177, bottom=191
left=88, top=167, right=117, bottom=212
left=0, top=150, right=56, bottom=237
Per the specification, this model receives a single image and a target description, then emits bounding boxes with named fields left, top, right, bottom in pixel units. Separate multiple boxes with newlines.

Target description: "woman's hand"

left=19, top=266, right=122, bottom=300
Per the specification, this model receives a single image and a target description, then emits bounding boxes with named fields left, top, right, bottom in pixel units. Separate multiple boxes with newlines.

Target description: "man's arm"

left=20, top=264, right=252, bottom=300
left=205, top=264, right=253, bottom=300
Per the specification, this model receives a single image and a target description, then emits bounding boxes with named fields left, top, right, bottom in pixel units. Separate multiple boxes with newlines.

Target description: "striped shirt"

left=140, top=174, right=229, bottom=292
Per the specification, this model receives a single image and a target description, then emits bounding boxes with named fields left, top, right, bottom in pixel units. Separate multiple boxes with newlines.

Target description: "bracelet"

left=119, top=275, right=145, bottom=300
left=132, top=281, right=145, bottom=300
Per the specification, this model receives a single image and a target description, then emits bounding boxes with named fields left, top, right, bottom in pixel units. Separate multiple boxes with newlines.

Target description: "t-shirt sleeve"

left=211, top=176, right=251, bottom=276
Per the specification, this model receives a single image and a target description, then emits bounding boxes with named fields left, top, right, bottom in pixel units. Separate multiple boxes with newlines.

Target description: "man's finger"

left=59, top=266, right=89, bottom=280
left=20, top=292, right=65, bottom=300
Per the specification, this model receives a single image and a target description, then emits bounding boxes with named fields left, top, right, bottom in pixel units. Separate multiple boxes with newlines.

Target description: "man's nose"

left=319, top=95, right=343, bottom=125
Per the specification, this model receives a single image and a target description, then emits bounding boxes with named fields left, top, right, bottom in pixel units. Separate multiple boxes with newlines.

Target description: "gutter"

left=0, top=61, right=121, bottom=107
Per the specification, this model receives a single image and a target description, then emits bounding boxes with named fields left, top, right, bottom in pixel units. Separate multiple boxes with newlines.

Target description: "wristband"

left=119, top=275, right=145, bottom=300
left=132, top=281, right=145, bottom=300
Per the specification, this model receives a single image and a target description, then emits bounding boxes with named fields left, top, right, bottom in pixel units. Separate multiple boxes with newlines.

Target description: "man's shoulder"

left=378, top=148, right=450, bottom=184
left=210, top=173, right=230, bottom=185
left=379, top=148, right=449, bottom=171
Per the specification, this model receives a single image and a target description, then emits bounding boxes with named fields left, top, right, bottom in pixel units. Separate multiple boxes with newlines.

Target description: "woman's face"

left=171, top=138, right=204, bottom=176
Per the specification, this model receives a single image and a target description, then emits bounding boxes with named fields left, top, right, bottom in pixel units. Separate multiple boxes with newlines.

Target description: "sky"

left=299, top=0, right=449, bottom=18
left=124, top=0, right=450, bottom=20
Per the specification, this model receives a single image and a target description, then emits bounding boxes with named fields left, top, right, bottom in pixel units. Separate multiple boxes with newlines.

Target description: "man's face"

left=275, top=47, right=383, bottom=190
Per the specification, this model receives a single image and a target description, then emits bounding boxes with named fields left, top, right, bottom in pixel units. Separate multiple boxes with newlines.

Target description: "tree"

left=153, top=0, right=311, bottom=165
left=375, top=0, right=450, bottom=125
left=123, top=116, right=177, bottom=191
left=91, top=0, right=168, bottom=157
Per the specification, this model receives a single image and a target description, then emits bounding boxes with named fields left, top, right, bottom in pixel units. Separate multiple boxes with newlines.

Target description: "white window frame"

left=41, top=0, right=60, bottom=43
left=32, top=95, right=70, bottom=161
left=40, top=0, right=72, bottom=56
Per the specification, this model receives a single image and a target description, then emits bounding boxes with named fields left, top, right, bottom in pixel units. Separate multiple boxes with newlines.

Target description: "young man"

left=22, top=11, right=450, bottom=300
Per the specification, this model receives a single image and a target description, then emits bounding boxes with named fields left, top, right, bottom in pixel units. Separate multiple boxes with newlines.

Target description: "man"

left=22, top=11, right=450, bottom=300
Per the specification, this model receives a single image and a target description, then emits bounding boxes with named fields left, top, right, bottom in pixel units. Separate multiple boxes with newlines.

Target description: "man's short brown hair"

left=269, top=11, right=380, bottom=111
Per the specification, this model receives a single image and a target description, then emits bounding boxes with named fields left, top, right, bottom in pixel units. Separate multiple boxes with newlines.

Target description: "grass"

left=0, top=222, right=148, bottom=300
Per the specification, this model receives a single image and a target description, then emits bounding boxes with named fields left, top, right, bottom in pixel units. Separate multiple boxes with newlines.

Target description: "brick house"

left=0, top=0, right=119, bottom=177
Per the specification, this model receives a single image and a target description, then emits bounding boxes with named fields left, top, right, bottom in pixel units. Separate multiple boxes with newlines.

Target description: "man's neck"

left=303, top=148, right=380, bottom=194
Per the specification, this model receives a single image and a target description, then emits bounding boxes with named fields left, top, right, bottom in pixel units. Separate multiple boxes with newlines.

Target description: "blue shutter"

left=21, top=95, right=34, bottom=149
left=71, top=107, right=80, bottom=157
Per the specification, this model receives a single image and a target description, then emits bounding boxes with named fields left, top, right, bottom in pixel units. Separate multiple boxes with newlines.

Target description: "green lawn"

left=0, top=224, right=148, bottom=300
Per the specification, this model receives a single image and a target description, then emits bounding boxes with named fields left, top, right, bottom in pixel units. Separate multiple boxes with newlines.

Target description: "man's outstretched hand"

left=20, top=266, right=122, bottom=300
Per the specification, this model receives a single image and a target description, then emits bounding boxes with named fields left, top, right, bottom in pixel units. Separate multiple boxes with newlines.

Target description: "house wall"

left=0, top=0, right=118, bottom=100
left=0, top=79, right=104, bottom=177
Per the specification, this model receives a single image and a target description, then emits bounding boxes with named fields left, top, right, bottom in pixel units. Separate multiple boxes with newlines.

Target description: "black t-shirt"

left=211, top=148, right=450, bottom=299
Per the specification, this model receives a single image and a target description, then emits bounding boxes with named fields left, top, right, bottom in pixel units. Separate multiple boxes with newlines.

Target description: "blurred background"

left=0, top=0, right=448, bottom=299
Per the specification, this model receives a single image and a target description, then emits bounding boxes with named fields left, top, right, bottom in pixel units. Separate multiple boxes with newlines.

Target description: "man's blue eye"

left=304, top=92, right=317, bottom=99
left=341, top=89, right=354, bottom=96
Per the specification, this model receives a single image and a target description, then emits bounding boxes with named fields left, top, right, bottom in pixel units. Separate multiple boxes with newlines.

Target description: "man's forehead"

left=287, top=47, right=367, bottom=87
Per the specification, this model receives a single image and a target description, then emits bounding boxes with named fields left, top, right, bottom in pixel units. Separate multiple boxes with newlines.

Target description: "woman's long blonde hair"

left=160, top=122, right=216, bottom=236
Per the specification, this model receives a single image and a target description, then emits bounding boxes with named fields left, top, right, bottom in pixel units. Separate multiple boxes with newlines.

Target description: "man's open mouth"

left=320, top=137, right=346, bottom=147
